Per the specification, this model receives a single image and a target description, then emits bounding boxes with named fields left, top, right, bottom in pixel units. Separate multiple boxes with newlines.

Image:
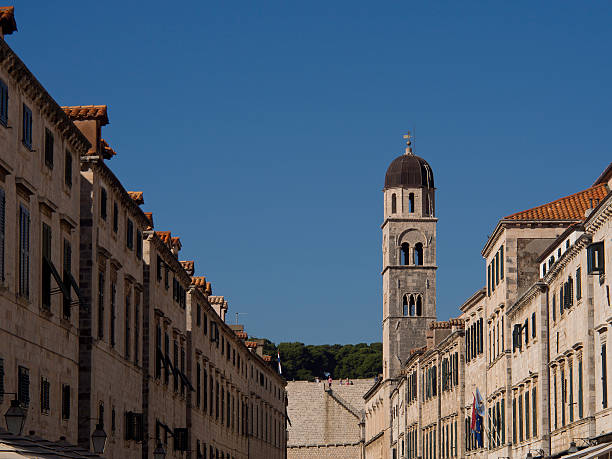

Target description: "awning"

left=559, top=442, right=612, bottom=459
left=0, top=428, right=105, bottom=458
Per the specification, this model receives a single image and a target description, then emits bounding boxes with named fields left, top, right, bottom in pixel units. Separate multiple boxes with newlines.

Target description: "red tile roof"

left=171, top=236, right=181, bottom=250
left=127, top=191, right=144, bottom=205
left=263, top=355, right=272, bottom=362
left=144, top=212, right=154, bottom=229
left=155, top=231, right=172, bottom=246
left=61, top=105, right=109, bottom=126
left=192, top=276, right=207, bottom=287
left=206, top=282, right=212, bottom=295
left=180, top=261, right=194, bottom=273
left=235, top=331, right=248, bottom=340
left=0, top=7, right=17, bottom=35
left=245, top=341, right=258, bottom=349
left=504, top=184, right=608, bottom=221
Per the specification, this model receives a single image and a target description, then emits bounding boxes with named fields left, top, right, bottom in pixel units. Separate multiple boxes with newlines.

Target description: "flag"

left=470, top=394, right=477, bottom=431
left=475, top=414, right=483, bottom=447
left=277, top=352, right=282, bottom=375
left=475, top=388, right=485, bottom=416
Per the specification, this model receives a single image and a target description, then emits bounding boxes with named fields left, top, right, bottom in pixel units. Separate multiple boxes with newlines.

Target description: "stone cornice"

left=0, top=39, right=90, bottom=155
left=381, top=265, right=437, bottom=275
left=585, top=191, right=612, bottom=234
left=542, top=233, right=592, bottom=284
left=381, top=216, right=437, bottom=230
left=507, top=282, right=547, bottom=317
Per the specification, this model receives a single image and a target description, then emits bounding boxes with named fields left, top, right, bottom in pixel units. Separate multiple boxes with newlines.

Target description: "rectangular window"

left=578, top=359, right=583, bottom=418
left=173, top=341, right=179, bottom=392
left=40, top=377, right=50, bottom=413
left=518, top=393, right=523, bottom=442
left=532, top=386, right=537, bottom=437
left=62, top=384, right=70, bottom=419
left=500, top=245, right=504, bottom=279
left=554, top=370, right=558, bottom=429
left=487, top=264, right=491, bottom=297
left=196, top=363, right=201, bottom=407
left=569, top=363, right=574, bottom=422
left=136, top=229, right=142, bottom=259
left=576, top=267, right=582, bottom=300
left=603, top=344, right=608, bottom=408
left=41, top=222, right=52, bottom=310
left=203, top=367, right=208, bottom=412
left=0, top=78, right=7, bottom=126
left=18, top=366, right=30, bottom=406
left=561, top=368, right=566, bottom=426
left=532, top=312, right=536, bottom=338
left=63, top=239, right=72, bottom=319
left=19, top=205, right=30, bottom=298
left=197, top=304, right=201, bottom=326
left=495, top=251, right=500, bottom=285
left=110, top=282, right=116, bottom=347
left=587, top=242, right=605, bottom=275
left=134, top=292, right=140, bottom=364
left=512, top=396, right=516, bottom=444
left=125, top=292, right=131, bottom=359
left=44, top=128, right=54, bottom=168
left=100, top=188, right=107, bottom=220
left=560, top=286, right=564, bottom=316
left=525, top=392, right=530, bottom=439
left=64, top=150, right=72, bottom=188
left=164, top=333, right=169, bottom=385
left=552, top=293, right=556, bottom=321
left=126, top=219, right=134, bottom=250
left=113, top=202, right=118, bottom=233
left=0, top=188, right=4, bottom=282
left=98, top=271, right=105, bottom=339
left=22, top=103, right=32, bottom=149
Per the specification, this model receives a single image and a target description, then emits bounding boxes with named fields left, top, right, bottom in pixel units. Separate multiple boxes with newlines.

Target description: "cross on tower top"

left=403, top=131, right=413, bottom=155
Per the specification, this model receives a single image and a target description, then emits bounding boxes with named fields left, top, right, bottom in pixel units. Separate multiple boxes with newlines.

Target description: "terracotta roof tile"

left=180, top=261, right=194, bottom=275
left=171, top=236, right=181, bottom=251
left=0, top=7, right=17, bottom=35
left=127, top=191, right=144, bottom=205
left=144, top=212, right=154, bottom=229
left=235, top=331, right=248, bottom=340
left=263, top=355, right=272, bottom=362
left=100, top=139, right=116, bottom=159
left=155, top=231, right=172, bottom=246
left=245, top=341, right=258, bottom=349
left=208, top=296, right=226, bottom=306
left=191, top=276, right=207, bottom=287
left=206, top=282, right=212, bottom=295
left=504, top=184, right=609, bottom=221
left=61, top=105, right=109, bottom=126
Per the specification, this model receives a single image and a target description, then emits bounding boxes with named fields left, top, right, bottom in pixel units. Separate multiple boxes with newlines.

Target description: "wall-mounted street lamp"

left=91, top=423, right=107, bottom=454
left=153, top=440, right=166, bottom=459
left=4, top=398, right=26, bottom=436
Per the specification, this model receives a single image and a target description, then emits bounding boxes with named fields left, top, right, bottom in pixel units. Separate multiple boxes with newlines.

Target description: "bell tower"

left=381, top=132, right=437, bottom=380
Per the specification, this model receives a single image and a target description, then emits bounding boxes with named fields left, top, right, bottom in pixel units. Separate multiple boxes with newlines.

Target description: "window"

left=126, top=219, right=134, bottom=250
left=44, top=128, right=54, bottom=168
left=525, top=392, right=530, bottom=439
left=487, top=264, right=491, bottom=297
left=196, top=363, right=201, bottom=407
left=22, top=103, right=32, bottom=149
left=110, top=282, right=116, bottom=347
left=64, top=150, right=72, bottom=188
left=552, top=293, right=556, bottom=322
left=603, top=344, right=608, bottom=409
left=408, top=193, right=414, bottom=213
left=588, top=242, right=605, bottom=275
left=554, top=370, right=558, bottom=429
left=113, top=202, right=118, bottom=233
left=62, top=385, right=70, bottom=419
left=415, top=243, right=423, bottom=266
left=532, top=386, right=537, bottom=436
left=157, top=256, right=162, bottom=281
left=416, top=295, right=422, bottom=316
left=576, top=267, right=582, bottom=300
left=125, top=292, right=131, bottom=359
left=100, top=188, right=107, bottom=220
left=495, top=251, right=500, bottom=285
left=134, top=293, right=140, bottom=364
left=561, top=368, right=566, bottom=426
left=401, top=243, right=410, bottom=265
left=578, top=359, right=583, bottom=418
left=0, top=78, right=7, bottom=126
left=98, top=271, right=105, bottom=339
left=197, top=304, right=202, bottom=326
left=512, top=396, right=516, bottom=444
left=403, top=295, right=409, bottom=316
left=500, top=245, right=504, bottom=279
left=19, top=205, right=30, bottom=298
left=532, top=312, right=536, bottom=338
left=42, top=223, right=52, bottom=310
left=569, top=363, right=574, bottom=422
left=391, top=193, right=397, bottom=214
left=40, top=377, right=50, bottom=413
left=0, top=188, right=4, bottom=282
left=18, top=366, right=30, bottom=406
left=203, top=368, right=208, bottom=412
left=136, top=229, right=142, bottom=259
left=518, top=393, right=523, bottom=441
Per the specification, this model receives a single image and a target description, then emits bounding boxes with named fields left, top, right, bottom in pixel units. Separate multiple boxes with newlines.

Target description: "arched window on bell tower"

left=403, top=295, right=409, bottom=316
left=414, top=243, right=424, bottom=266
left=409, top=193, right=415, bottom=213
left=401, top=243, right=410, bottom=266
left=409, top=295, right=416, bottom=316
left=391, top=193, right=397, bottom=214
left=416, top=295, right=422, bottom=316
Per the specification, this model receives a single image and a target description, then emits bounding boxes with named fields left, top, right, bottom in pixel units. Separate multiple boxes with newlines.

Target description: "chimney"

left=0, top=7, right=17, bottom=39
left=61, top=106, right=109, bottom=156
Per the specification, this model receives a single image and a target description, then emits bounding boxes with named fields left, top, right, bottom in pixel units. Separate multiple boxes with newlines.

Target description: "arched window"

left=391, top=193, right=397, bottom=214
left=416, top=296, right=422, bottom=316
left=401, top=243, right=410, bottom=266
left=403, top=295, right=409, bottom=316
left=408, top=193, right=415, bottom=213
left=415, top=243, right=424, bottom=266
left=409, top=295, right=416, bottom=316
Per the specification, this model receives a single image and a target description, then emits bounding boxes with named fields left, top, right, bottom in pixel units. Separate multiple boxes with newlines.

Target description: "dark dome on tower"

left=384, top=153, right=435, bottom=190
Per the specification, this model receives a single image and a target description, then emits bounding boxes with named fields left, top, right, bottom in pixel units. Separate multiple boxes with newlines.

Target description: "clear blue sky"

left=11, top=1, right=611, bottom=344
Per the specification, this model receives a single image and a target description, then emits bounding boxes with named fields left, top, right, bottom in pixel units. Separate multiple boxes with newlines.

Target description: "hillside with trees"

left=259, top=341, right=382, bottom=381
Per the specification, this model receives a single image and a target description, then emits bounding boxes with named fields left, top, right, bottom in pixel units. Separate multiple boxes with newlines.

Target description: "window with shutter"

left=18, top=366, right=29, bottom=406
left=19, top=205, right=30, bottom=298
left=110, top=282, right=116, bottom=347
left=125, top=411, right=135, bottom=440
left=0, top=78, right=7, bottom=126
left=568, top=276, right=574, bottom=306
left=576, top=267, right=582, bottom=300
left=125, top=292, right=131, bottom=359
left=44, top=128, right=54, bottom=168
left=500, top=245, right=504, bottom=279
left=40, top=377, right=50, bottom=413
left=136, top=229, right=142, bottom=259
left=22, top=104, right=32, bottom=149
left=64, top=150, right=72, bottom=188
left=98, top=271, right=105, bottom=339
left=552, top=293, right=556, bottom=321
left=560, top=286, right=564, bottom=316
left=587, top=242, right=605, bottom=275
left=602, top=344, right=608, bottom=409
left=524, top=320, right=529, bottom=345
left=63, top=239, right=72, bottom=318
left=126, top=219, right=134, bottom=250
left=41, top=223, right=52, bottom=310
left=62, top=385, right=70, bottom=419
left=0, top=188, right=4, bottom=282
left=532, top=312, right=536, bottom=338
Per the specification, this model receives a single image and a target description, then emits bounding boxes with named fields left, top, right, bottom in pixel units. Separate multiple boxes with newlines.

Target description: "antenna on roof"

left=235, top=312, right=248, bottom=325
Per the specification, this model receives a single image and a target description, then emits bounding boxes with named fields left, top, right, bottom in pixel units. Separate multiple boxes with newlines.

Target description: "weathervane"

left=403, top=130, right=413, bottom=155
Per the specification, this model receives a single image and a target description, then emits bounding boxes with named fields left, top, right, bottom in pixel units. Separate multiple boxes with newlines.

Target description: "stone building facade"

left=364, top=130, right=612, bottom=458
left=0, top=9, right=287, bottom=459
